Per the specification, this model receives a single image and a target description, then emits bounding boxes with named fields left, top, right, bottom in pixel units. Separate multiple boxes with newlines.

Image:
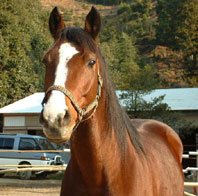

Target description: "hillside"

left=40, top=0, right=117, bottom=27
left=40, top=0, right=116, bottom=17
left=149, top=46, right=187, bottom=87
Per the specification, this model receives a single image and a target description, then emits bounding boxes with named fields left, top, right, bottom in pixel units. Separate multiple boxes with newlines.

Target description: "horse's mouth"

left=46, top=136, right=69, bottom=144
left=42, top=125, right=74, bottom=144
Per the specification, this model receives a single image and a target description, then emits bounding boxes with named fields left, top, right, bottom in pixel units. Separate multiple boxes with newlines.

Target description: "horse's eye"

left=87, top=60, right=96, bottom=68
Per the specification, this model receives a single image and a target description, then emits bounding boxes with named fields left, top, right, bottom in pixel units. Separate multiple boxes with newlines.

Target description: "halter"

left=42, top=73, right=103, bottom=129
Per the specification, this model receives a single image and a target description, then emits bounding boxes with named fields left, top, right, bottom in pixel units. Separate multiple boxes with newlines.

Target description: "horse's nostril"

left=57, top=110, right=71, bottom=127
left=63, top=110, right=71, bottom=125
left=64, top=110, right=70, bottom=120
left=39, top=110, right=45, bottom=124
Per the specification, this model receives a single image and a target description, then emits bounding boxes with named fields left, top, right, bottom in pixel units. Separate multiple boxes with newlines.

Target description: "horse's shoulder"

left=131, top=119, right=183, bottom=163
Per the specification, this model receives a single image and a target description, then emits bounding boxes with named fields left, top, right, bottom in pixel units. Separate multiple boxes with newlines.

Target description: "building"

left=0, top=93, right=44, bottom=135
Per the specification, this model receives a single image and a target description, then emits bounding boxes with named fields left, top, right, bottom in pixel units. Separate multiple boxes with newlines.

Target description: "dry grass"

left=0, top=186, right=60, bottom=196
left=0, top=173, right=62, bottom=196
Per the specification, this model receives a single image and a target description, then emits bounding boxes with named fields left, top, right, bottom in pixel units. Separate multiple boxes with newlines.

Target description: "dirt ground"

left=0, top=173, right=197, bottom=196
left=0, top=173, right=62, bottom=196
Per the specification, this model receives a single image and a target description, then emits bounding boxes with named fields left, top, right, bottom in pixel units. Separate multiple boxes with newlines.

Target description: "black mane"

left=98, top=51, right=144, bottom=155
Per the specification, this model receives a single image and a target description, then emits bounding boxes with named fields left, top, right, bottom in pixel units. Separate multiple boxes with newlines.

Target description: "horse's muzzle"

left=39, top=109, right=73, bottom=143
left=40, top=109, right=71, bottom=128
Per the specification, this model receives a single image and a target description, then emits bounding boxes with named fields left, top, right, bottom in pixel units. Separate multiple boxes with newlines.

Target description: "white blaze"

left=43, top=43, right=78, bottom=127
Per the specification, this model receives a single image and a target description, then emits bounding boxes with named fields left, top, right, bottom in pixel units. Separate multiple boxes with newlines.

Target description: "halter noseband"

left=42, top=73, right=103, bottom=129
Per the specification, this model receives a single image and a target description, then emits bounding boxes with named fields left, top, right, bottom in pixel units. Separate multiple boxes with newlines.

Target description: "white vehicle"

left=0, top=133, right=64, bottom=179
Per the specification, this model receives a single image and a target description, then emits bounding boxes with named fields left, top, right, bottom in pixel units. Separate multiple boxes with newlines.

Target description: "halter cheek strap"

left=42, top=73, right=103, bottom=128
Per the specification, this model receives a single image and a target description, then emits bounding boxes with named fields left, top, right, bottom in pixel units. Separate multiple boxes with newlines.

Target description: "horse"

left=40, top=6, right=184, bottom=196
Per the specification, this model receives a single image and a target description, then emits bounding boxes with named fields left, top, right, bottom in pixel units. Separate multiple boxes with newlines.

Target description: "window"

left=37, top=138, right=55, bottom=150
left=0, top=138, right=14, bottom=149
left=19, top=138, right=40, bottom=150
left=0, top=138, right=3, bottom=149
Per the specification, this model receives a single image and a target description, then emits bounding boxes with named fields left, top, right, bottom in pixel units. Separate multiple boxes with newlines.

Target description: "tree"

left=176, top=0, right=198, bottom=71
left=156, top=0, right=181, bottom=47
left=156, top=0, right=198, bottom=69
left=101, top=32, right=158, bottom=90
left=0, top=0, right=51, bottom=107
left=117, top=0, right=157, bottom=48
left=112, top=32, right=140, bottom=89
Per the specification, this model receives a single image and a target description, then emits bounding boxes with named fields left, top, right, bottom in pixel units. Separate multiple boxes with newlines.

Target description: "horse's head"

left=40, top=7, right=102, bottom=143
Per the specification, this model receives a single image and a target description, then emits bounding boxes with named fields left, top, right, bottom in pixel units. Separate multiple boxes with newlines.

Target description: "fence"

left=0, top=149, right=198, bottom=195
left=183, top=151, right=198, bottom=196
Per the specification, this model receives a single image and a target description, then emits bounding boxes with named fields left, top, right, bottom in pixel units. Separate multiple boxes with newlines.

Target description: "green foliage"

left=0, top=0, right=51, bottom=107
left=156, top=0, right=198, bottom=68
left=102, top=0, right=197, bottom=87
left=100, top=0, right=159, bottom=89
left=101, top=32, right=158, bottom=90
left=176, top=1, right=198, bottom=54
left=121, top=93, right=169, bottom=117
left=156, top=0, right=181, bottom=47
left=101, top=32, right=137, bottom=89
left=121, top=92, right=194, bottom=133
left=117, top=0, right=156, bottom=46
left=156, top=0, right=197, bottom=48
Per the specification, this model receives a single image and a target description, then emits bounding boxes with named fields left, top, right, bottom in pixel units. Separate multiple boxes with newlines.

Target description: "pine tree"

left=0, top=0, right=51, bottom=107
left=156, top=0, right=198, bottom=84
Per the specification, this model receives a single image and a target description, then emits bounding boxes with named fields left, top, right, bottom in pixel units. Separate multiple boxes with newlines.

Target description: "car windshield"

left=36, top=138, right=56, bottom=150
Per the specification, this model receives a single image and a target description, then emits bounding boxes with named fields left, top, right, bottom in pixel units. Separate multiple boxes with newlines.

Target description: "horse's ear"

left=49, top=7, right=65, bottom=40
left=84, top=6, right=101, bottom=40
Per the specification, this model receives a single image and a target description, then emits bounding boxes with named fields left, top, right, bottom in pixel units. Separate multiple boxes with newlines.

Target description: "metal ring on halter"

left=41, top=73, right=103, bottom=130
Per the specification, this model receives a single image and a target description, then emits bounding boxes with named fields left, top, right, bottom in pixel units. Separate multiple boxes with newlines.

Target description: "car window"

left=37, top=139, right=55, bottom=150
left=19, top=138, right=40, bottom=150
left=0, top=138, right=14, bottom=149
left=0, top=138, right=3, bottom=149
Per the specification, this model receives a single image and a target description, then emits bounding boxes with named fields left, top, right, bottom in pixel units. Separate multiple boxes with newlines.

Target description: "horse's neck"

left=70, top=94, right=123, bottom=190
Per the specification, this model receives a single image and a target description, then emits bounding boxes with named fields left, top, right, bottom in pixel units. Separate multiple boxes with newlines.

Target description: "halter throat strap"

left=42, top=74, right=103, bottom=125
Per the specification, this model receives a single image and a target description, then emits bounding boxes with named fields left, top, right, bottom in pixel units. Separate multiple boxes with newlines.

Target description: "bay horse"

left=40, top=6, right=184, bottom=196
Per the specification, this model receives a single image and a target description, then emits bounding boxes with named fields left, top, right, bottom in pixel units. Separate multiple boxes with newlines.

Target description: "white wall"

left=4, top=116, right=25, bottom=127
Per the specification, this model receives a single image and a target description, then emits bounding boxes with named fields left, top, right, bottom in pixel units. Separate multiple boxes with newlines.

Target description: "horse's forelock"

left=60, top=27, right=97, bottom=53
